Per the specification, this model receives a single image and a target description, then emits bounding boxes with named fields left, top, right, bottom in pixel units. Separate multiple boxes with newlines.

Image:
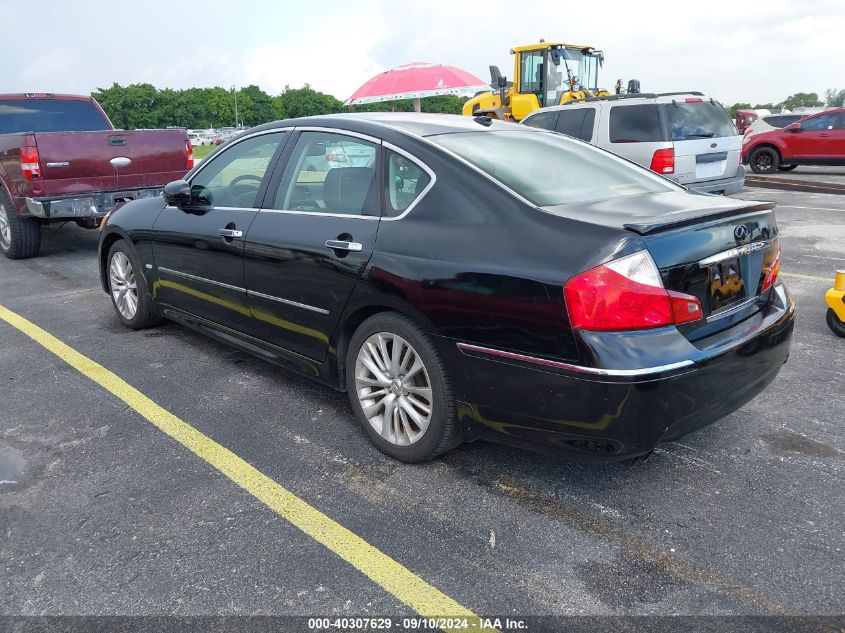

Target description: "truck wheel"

left=106, top=240, right=162, bottom=329
left=777, top=164, right=798, bottom=172
left=826, top=309, right=845, bottom=338
left=748, top=147, right=780, bottom=174
left=0, top=192, right=41, bottom=259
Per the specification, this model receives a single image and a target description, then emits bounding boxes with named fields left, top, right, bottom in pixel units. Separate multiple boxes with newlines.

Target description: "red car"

left=742, top=108, right=845, bottom=173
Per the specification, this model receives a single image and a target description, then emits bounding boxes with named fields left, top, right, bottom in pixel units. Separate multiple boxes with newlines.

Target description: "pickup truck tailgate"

left=33, top=129, right=190, bottom=196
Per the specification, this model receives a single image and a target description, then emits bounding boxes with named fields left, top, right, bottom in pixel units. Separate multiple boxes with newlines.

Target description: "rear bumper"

left=445, top=283, right=794, bottom=461
left=24, top=187, right=163, bottom=219
left=681, top=165, right=746, bottom=195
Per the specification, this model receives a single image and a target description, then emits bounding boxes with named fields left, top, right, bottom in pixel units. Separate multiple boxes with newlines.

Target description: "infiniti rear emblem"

left=734, top=224, right=749, bottom=243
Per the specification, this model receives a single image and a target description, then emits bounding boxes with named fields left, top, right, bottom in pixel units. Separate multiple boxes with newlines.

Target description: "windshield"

left=430, top=130, right=677, bottom=207
left=544, top=48, right=600, bottom=106
left=0, top=99, right=110, bottom=134
left=661, top=101, right=737, bottom=140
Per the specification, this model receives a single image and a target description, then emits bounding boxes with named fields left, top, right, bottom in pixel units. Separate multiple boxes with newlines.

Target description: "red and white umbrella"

left=344, top=61, right=488, bottom=112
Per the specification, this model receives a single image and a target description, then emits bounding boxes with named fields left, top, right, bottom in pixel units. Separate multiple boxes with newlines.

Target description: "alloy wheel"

left=354, top=332, right=433, bottom=446
left=109, top=251, right=138, bottom=320
left=755, top=153, right=773, bottom=171
left=0, top=204, right=10, bottom=249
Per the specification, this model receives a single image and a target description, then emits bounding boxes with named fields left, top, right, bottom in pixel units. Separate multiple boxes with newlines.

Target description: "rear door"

left=152, top=131, right=288, bottom=332
left=660, top=99, right=740, bottom=185
left=243, top=129, right=381, bottom=361
left=602, top=103, right=668, bottom=169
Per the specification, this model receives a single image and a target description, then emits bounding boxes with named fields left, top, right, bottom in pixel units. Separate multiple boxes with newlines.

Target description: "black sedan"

left=98, top=113, right=795, bottom=463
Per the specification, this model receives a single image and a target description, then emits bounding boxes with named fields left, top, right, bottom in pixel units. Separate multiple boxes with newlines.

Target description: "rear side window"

left=661, top=101, right=736, bottom=140
left=384, top=149, right=432, bottom=217
left=523, top=110, right=558, bottom=131
left=0, top=99, right=111, bottom=134
left=556, top=109, right=595, bottom=141
left=609, top=104, right=661, bottom=143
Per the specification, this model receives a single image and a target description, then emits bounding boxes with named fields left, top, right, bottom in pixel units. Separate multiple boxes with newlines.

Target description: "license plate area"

left=708, top=256, right=746, bottom=313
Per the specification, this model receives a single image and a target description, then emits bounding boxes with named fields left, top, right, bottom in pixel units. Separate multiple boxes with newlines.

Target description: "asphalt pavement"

left=0, top=185, right=842, bottom=627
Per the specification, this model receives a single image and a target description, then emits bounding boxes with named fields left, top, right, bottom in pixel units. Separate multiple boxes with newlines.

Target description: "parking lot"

left=0, top=184, right=842, bottom=627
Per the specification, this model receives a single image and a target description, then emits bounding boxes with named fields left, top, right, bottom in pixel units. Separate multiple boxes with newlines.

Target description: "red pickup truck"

left=0, top=93, right=193, bottom=258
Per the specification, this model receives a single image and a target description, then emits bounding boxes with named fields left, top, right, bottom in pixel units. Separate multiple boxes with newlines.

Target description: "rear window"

left=430, top=130, right=677, bottom=207
left=609, top=104, right=662, bottom=143
left=0, top=99, right=111, bottom=134
left=556, top=109, right=596, bottom=141
left=661, top=101, right=736, bottom=140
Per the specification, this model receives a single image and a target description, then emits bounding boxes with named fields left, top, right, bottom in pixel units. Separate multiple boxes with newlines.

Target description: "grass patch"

left=191, top=145, right=216, bottom=159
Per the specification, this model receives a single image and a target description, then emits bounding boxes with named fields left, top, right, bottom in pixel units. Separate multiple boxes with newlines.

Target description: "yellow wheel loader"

left=463, top=41, right=639, bottom=121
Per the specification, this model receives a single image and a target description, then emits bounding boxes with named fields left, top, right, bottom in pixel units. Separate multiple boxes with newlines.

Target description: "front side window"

left=384, top=150, right=432, bottom=217
left=609, top=104, right=662, bottom=143
left=430, top=130, right=677, bottom=207
left=189, top=132, right=284, bottom=208
left=273, top=131, right=379, bottom=215
left=523, top=110, right=559, bottom=131
left=800, top=114, right=837, bottom=131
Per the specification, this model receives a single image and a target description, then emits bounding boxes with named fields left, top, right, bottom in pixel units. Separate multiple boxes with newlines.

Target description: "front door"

left=783, top=113, right=836, bottom=160
left=152, top=131, right=287, bottom=331
left=243, top=130, right=381, bottom=361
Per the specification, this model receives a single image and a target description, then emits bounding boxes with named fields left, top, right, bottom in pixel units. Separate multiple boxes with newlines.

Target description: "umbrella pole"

left=413, top=98, right=421, bottom=113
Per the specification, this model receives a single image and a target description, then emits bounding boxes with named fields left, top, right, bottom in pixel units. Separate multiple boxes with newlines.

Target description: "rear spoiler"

left=623, top=201, right=776, bottom=235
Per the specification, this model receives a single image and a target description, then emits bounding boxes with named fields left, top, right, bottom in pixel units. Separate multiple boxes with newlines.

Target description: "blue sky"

left=3, top=0, right=843, bottom=105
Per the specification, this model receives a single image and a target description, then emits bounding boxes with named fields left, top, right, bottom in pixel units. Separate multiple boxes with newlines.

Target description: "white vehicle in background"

left=187, top=132, right=209, bottom=147
left=324, top=140, right=377, bottom=168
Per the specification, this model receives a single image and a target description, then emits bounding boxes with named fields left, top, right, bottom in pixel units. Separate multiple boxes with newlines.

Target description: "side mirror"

left=785, top=122, right=801, bottom=132
left=498, top=75, right=508, bottom=88
left=163, top=180, right=192, bottom=207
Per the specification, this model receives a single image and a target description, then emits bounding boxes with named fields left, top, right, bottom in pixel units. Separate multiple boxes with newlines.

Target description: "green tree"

left=276, top=87, right=343, bottom=119
left=824, top=88, right=845, bottom=107
left=781, top=92, right=823, bottom=110
left=727, top=102, right=752, bottom=117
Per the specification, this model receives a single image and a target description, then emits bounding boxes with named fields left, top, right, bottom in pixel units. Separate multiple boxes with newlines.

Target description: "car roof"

left=524, top=93, right=720, bottom=116
left=0, top=93, right=94, bottom=102
left=249, top=112, right=531, bottom=139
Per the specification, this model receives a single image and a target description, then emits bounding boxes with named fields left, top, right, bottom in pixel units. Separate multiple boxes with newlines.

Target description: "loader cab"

left=511, top=43, right=604, bottom=120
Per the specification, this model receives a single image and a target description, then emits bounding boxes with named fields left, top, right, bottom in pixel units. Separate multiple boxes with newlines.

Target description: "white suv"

left=523, top=92, right=744, bottom=195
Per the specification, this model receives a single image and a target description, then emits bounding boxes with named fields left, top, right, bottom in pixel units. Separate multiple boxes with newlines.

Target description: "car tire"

left=748, top=147, right=780, bottom=174
left=826, top=309, right=845, bottom=338
left=777, top=164, right=798, bottom=172
left=345, top=312, right=460, bottom=462
left=106, top=239, right=162, bottom=330
left=0, top=190, right=41, bottom=259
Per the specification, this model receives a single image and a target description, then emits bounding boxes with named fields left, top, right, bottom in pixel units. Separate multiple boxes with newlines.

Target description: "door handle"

left=218, top=228, right=243, bottom=238
left=325, top=240, right=363, bottom=252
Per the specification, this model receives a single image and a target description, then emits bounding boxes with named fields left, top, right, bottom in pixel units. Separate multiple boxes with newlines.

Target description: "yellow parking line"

left=0, top=303, right=491, bottom=630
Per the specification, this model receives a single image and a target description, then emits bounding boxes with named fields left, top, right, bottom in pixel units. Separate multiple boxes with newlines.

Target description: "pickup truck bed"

left=0, top=93, right=192, bottom=258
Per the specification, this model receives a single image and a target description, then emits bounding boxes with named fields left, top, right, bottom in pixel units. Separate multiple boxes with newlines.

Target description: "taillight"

left=649, top=148, right=674, bottom=174
left=564, top=251, right=702, bottom=331
left=186, top=140, right=194, bottom=170
left=20, top=146, right=41, bottom=181
left=761, top=245, right=782, bottom=292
